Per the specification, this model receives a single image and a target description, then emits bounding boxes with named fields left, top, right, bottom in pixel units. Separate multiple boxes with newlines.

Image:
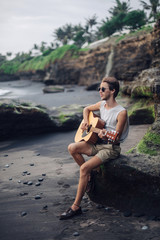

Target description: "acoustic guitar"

left=74, top=111, right=119, bottom=144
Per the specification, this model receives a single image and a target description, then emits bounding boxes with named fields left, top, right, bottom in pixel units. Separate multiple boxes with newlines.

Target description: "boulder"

left=86, top=81, right=101, bottom=91
left=43, top=85, right=64, bottom=93
left=129, top=107, right=155, bottom=125
left=0, top=99, right=83, bottom=141
left=88, top=153, right=160, bottom=216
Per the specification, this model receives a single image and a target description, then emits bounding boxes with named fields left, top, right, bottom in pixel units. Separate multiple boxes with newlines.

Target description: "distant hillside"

left=0, top=45, right=88, bottom=75
left=0, top=25, right=153, bottom=76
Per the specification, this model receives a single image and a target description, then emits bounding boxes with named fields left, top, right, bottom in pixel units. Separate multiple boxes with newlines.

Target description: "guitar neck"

left=89, top=126, right=119, bottom=143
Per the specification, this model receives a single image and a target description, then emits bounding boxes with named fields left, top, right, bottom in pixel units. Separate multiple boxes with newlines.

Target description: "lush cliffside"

left=1, top=25, right=158, bottom=87
left=16, top=32, right=153, bottom=86
left=16, top=45, right=112, bottom=86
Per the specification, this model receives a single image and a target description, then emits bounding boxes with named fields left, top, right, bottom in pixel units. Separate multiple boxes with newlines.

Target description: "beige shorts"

left=89, top=143, right=121, bottom=163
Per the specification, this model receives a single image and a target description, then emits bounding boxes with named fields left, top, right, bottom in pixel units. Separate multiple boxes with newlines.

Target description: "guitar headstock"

left=105, top=130, right=119, bottom=143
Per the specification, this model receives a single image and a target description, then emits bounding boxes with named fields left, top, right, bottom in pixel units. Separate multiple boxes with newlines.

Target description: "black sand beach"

left=0, top=81, right=160, bottom=240
left=1, top=127, right=160, bottom=240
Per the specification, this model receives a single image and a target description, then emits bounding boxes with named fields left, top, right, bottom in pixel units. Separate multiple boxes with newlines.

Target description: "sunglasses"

left=98, top=87, right=107, bottom=92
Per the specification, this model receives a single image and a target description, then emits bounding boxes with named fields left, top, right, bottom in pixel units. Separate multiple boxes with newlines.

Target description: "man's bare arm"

left=116, top=110, right=128, bottom=141
left=82, top=102, right=101, bottom=130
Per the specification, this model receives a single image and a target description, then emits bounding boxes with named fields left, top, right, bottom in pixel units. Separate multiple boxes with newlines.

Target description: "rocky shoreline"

left=0, top=96, right=160, bottom=217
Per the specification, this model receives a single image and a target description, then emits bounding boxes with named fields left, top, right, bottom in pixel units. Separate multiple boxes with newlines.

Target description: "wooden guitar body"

left=74, top=111, right=105, bottom=144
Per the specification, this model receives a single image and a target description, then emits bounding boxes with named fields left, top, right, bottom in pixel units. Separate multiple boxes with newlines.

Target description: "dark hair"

left=102, top=77, right=119, bottom=98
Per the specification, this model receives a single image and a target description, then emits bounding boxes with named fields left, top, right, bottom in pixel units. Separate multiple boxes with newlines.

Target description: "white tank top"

left=100, top=101, right=129, bottom=143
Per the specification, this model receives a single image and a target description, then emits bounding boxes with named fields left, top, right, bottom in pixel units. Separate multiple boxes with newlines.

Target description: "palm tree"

left=6, top=52, right=12, bottom=57
left=109, top=0, right=131, bottom=16
left=53, top=24, right=74, bottom=45
left=53, top=27, right=66, bottom=44
left=85, top=14, right=98, bottom=31
left=50, top=42, right=55, bottom=49
left=33, top=44, right=39, bottom=50
left=140, top=0, right=160, bottom=21
left=73, top=24, right=84, bottom=32
left=40, top=41, right=47, bottom=53
left=63, top=24, right=74, bottom=41
left=84, top=15, right=98, bottom=43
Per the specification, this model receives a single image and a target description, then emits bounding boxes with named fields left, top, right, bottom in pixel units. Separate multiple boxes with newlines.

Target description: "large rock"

left=121, top=67, right=160, bottom=98
left=129, top=106, right=155, bottom=125
left=88, top=153, right=160, bottom=216
left=43, top=85, right=64, bottom=93
left=43, top=58, right=81, bottom=85
left=110, top=34, right=153, bottom=81
left=0, top=99, right=83, bottom=141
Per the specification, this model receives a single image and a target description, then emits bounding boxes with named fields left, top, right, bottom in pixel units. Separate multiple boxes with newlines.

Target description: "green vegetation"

left=100, top=10, right=147, bottom=38
left=0, top=60, right=22, bottom=74
left=123, top=10, right=146, bottom=30
left=115, top=24, right=153, bottom=43
left=51, top=0, right=159, bottom=46
left=126, top=96, right=159, bottom=156
left=58, top=114, right=71, bottom=123
left=137, top=130, right=160, bottom=155
left=140, top=0, right=160, bottom=21
left=0, top=23, right=154, bottom=75
left=128, top=98, right=155, bottom=125
left=126, top=128, right=160, bottom=156
left=128, top=98, right=154, bottom=117
left=0, top=45, right=83, bottom=74
left=0, top=102, right=47, bottom=114
left=115, top=35, right=126, bottom=44
left=131, top=86, right=154, bottom=98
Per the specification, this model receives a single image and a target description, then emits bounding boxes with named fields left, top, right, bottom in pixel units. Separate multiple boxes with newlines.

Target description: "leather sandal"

left=59, top=206, right=82, bottom=220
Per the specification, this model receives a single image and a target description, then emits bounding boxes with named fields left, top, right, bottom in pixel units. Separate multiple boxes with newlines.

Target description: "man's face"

left=99, top=82, right=111, bottom=101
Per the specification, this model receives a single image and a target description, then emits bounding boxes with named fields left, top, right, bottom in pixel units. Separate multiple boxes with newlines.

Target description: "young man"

left=59, top=77, right=129, bottom=220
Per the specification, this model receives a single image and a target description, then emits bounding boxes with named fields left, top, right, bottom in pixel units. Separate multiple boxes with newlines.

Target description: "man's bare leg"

left=68, top=141, right=93, bottom=166
left=71, top=155, right=102, bottom=211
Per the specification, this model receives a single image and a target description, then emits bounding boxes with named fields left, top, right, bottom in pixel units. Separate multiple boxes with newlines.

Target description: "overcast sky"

left=0, top=0, right=144, bottom=55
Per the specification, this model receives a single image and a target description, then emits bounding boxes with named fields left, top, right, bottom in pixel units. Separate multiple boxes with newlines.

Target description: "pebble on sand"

left=35, top=182, right=41, bottom=186
left=73, top=232, right=79, bottom=236
left=21, top=212, right=27, bottom=217
left=35, top=195, right=41, bottom=200
left=38, top=178, right=44, bottom=182
left=19, top=192, right=28, bottom=196
left=142, top=226, right=148, bottom=230
left=27, top=181, right=33, bottom=185
left=23, top=181, right=28, bottom=185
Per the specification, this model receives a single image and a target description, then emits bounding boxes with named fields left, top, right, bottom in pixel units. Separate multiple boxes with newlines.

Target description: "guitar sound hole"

left=87, top=125, right=92, bottom=133
left=82, top=125, right=92, bottom=138
left=82, top=130, right=88, bottom=137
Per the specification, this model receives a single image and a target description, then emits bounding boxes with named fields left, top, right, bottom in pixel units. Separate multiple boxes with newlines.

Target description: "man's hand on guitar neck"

left=98, top=129, right=107, bottom=139
left=98, top=129, right=119, bottom=143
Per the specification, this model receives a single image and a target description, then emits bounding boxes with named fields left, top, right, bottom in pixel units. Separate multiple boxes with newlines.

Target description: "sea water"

left=0, top=80, right=100, bottom=108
